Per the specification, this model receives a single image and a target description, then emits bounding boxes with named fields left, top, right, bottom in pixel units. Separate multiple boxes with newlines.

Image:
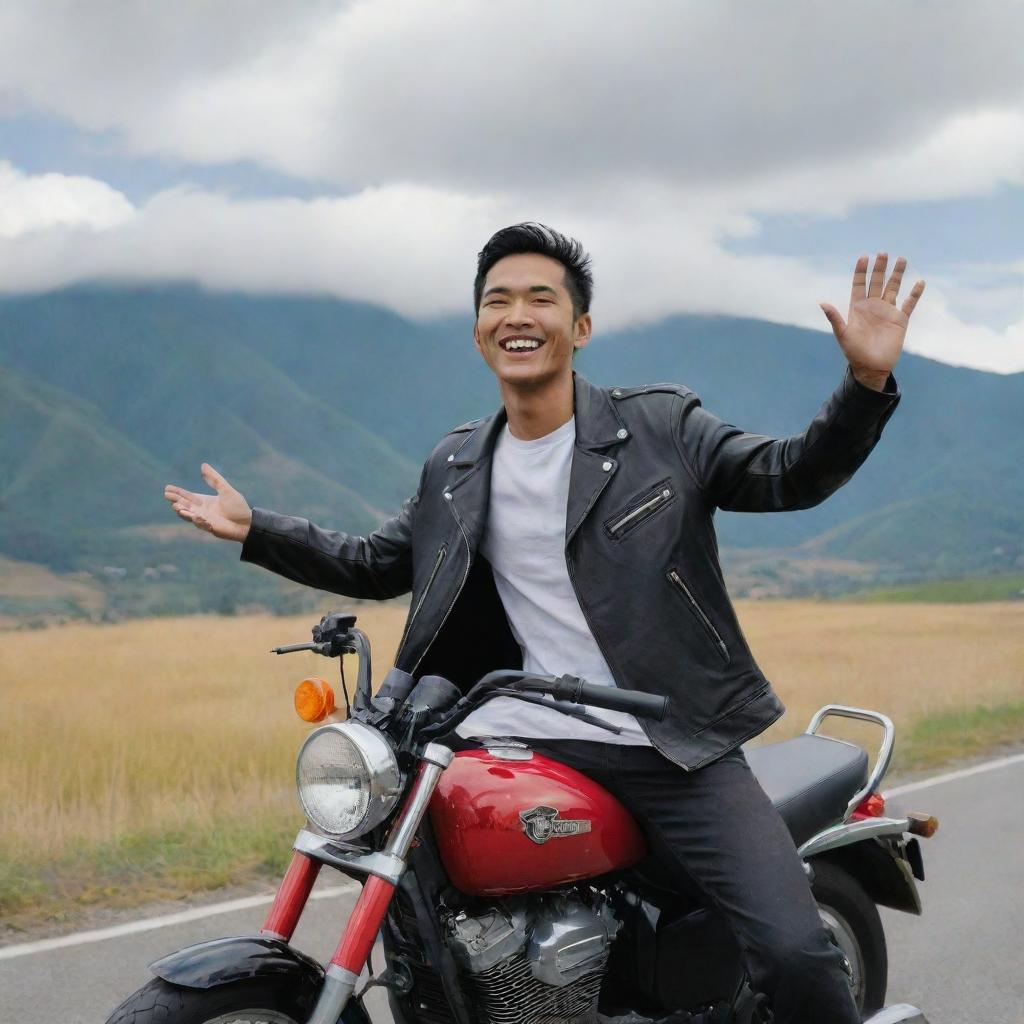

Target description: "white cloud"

left=710, top=109, right=1024, bottom=220
left=0, top=3, right=1023, bottom=372
left=2, top=1, right=1024, bottom=198
left=0, top=161, right=134, bottom=238
left=0, top=180, right=501, bottom=311
left=2, top=173, right=1022, bottom=373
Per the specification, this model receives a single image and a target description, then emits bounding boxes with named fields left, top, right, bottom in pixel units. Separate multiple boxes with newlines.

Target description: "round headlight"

left=296, top=721, right=402, bottom=839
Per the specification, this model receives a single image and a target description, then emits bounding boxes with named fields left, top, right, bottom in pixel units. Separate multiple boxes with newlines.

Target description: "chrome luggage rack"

left=805, top=703, right=895, bottom=821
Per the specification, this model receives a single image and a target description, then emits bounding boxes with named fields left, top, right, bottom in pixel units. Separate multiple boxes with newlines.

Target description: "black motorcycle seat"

left=617, top=735, right=869, bottom=903
left=744, top=734, right=869, bottom=848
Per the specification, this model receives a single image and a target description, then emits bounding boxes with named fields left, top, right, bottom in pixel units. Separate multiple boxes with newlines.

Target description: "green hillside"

left=1, top=285, right=1021, bottom=620
left=836, top=573, right=1024, bottom=603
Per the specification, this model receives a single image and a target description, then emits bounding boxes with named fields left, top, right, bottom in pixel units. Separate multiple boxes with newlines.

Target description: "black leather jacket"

left=241, top=367, right=900, bottom=769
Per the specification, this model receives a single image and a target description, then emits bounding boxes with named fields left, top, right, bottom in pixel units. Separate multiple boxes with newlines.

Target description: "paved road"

left=879, top=754, right=1024, bottom=1022
left=2, top=752, right=1021, bottom=1024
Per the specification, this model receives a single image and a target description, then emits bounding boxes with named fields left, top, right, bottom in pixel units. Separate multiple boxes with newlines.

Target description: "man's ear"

left=573, top=312, right=593, bottom=354
left=473, top=319, right=483, bottom=357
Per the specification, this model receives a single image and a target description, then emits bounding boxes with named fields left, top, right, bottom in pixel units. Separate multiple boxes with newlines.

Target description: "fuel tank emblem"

left=519, top=805, right=592, bottom=845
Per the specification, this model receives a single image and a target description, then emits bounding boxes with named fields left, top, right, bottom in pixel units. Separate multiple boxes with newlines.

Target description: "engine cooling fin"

left=465, top=948, right=608, bottom=1024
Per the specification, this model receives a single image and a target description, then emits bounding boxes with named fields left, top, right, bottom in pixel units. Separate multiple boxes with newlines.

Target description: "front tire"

left=105, top=977, right=306, bottom=1024
left=811, top=859, right=888, bottom=1018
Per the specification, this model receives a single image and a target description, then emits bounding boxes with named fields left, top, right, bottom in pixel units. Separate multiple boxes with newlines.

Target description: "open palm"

left=820, top=254, right=926, bottom=378
left=164, top=463, right=252, bottom=542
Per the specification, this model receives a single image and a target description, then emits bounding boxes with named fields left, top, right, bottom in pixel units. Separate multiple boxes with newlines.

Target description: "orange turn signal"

left=294, top=677, right=336, bottom=722
left=906, top=812, right=939, bottom=838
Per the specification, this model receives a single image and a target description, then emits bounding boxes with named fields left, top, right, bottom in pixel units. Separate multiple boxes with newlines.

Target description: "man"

left=165, top=223, right=925, bottom=1022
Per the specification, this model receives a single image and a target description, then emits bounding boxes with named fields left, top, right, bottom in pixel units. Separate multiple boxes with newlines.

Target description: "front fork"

left=259, top=743, right=453, bottom=1024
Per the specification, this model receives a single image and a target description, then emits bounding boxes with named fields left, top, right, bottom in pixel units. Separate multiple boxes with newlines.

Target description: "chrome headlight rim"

left=295, top=720, right=402, bottom=840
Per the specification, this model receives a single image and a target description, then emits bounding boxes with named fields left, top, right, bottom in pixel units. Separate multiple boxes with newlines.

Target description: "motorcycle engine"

left=445, top=892, right=619, bottom=1024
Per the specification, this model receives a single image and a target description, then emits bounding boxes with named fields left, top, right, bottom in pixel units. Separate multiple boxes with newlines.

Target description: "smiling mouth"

left=499, top=336, right=546, bottom=352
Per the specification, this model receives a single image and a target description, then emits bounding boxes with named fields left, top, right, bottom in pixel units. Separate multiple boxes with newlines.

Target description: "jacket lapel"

left=445, top=408, right=505, bottom=555
left=444, top=372, right=629, bottom=551
left=565, top=372, right=629, bottom=545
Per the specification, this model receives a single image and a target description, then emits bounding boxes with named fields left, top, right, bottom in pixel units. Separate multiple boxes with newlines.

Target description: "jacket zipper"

left=667, top=569, right=729, bottom=663
left=609, top=487, right=672, bottom=535
left=409, top=504, right=473, bottom=675
left=397, top=544, right=446, bottom=655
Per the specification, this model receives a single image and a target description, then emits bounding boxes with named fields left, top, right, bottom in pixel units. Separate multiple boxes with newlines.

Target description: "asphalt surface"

left=2, top=750, right=1021, bottom=1024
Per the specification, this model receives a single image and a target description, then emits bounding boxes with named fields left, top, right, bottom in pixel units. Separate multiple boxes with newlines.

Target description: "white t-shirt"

left=456, top=415, right=652, bottom=745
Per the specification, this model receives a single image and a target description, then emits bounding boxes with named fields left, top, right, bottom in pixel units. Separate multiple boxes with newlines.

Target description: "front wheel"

left=105, top=977, right=307, bottom=1024
left=811, top=859, right=888, bottom=1018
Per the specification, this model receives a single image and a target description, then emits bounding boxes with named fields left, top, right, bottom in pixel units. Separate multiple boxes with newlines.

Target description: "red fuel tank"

left=428, top=748, right=647, bottom=896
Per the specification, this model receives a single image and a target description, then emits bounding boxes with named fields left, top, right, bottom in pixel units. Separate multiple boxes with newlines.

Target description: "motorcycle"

left=106, top=612, right=938, bottom=1024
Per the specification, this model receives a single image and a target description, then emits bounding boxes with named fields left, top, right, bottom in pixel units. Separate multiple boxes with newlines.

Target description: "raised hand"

left=164, top=463, right=252, bottom=543
left=820, top=254, right=926, bottom=390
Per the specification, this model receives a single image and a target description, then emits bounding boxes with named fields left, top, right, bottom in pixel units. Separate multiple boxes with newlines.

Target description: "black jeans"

left=520, top=739, right=861, bottom=1024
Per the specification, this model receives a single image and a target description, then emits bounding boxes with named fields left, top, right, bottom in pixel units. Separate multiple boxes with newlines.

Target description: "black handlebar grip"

left=574, top=681, right=668, bottom=722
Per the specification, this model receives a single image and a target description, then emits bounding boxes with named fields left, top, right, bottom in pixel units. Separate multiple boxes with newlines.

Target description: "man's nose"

left=504, top=300, right=536, bottom=326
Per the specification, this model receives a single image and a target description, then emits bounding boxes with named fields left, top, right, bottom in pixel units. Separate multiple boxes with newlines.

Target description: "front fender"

left=150, top=934, right=324, bottom=991
left=149, top=934, right=373, bottom=1024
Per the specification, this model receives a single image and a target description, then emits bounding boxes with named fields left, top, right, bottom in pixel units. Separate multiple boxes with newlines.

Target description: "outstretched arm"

left=164, top=463, right=418, bottom=599
left=238, top=499, right=417, bottom=600
left=676, top=253, right=925, bottom=512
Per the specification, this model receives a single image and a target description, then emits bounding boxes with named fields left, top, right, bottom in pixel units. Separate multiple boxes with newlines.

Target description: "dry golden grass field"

left=1, top=600, right=1022, bottom=932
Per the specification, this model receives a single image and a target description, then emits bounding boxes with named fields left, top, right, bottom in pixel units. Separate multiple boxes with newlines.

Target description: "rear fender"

left=811, top=837, right=923, bottom=915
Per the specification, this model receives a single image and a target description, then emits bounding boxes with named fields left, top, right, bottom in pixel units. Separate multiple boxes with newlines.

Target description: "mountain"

left=1, top=284, right=1020, bottom=619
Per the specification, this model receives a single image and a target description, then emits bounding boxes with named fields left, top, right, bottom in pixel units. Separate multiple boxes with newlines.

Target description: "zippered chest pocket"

left=667, top=568, right=730, bottom=664
left=604, top=479, right=676, bottom=541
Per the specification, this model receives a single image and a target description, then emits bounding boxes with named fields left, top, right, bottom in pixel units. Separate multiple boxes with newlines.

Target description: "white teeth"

left=504, top=339, right=541, bottom=350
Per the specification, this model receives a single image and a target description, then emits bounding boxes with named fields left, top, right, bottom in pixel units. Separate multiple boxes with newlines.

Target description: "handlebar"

left=418, top=670, right=668, bottom=742
left=274, top=614, right=670, bottom=740
left=526, top=675, right=668, bottom=722
left=272, top=615, right=373, bottom=711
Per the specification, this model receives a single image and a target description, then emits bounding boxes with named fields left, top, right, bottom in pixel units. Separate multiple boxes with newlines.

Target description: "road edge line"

left=885, top=750, right=1024, bottom=798
left=0, top=881, right=356, bottom=961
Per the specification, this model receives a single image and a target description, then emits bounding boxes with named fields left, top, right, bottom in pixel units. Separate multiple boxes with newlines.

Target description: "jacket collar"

left=450, top=371, right=626, bottom=468
left=446, top=372, right=629, bottom=550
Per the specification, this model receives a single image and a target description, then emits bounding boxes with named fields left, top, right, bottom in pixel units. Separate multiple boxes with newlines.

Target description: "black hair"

left=474, top=222, right=593, bottom=319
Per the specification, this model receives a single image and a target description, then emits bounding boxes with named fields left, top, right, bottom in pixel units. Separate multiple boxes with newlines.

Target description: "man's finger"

left=164, top=484, right=201, bottom=503
left=901, top=280, right=926, bottom=318
left=200, top=463, right=228, bottom=493
left=882, top=256, right=907, bottom=304
left=867, top=252, right=887, bottom=298
left=820, top=303, right=845, bottom=339
left=849, top=255, right=868, bottom=307
left=173, top=505, right=197, bottom=523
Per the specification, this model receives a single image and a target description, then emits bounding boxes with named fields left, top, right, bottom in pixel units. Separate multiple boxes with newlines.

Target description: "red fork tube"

left=306, top=744, right=453, bottom=1024
left=261, top=850, right=322, bottom=940
left=330, top=874, right=396, bottom=972
left=328, top=748, right=451, bottom=973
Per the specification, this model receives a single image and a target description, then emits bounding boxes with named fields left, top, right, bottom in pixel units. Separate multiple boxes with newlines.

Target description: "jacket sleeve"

left=238, top=489, right=418, bottom=600
left=674, top=365, right=901, bottom=513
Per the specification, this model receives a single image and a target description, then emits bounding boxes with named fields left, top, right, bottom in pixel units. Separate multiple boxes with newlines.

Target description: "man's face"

left=473, top=252, right=592, bottom=390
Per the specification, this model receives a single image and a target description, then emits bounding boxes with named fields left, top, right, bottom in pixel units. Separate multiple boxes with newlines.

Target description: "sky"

left=1, top=1, right=1023, bottom=372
